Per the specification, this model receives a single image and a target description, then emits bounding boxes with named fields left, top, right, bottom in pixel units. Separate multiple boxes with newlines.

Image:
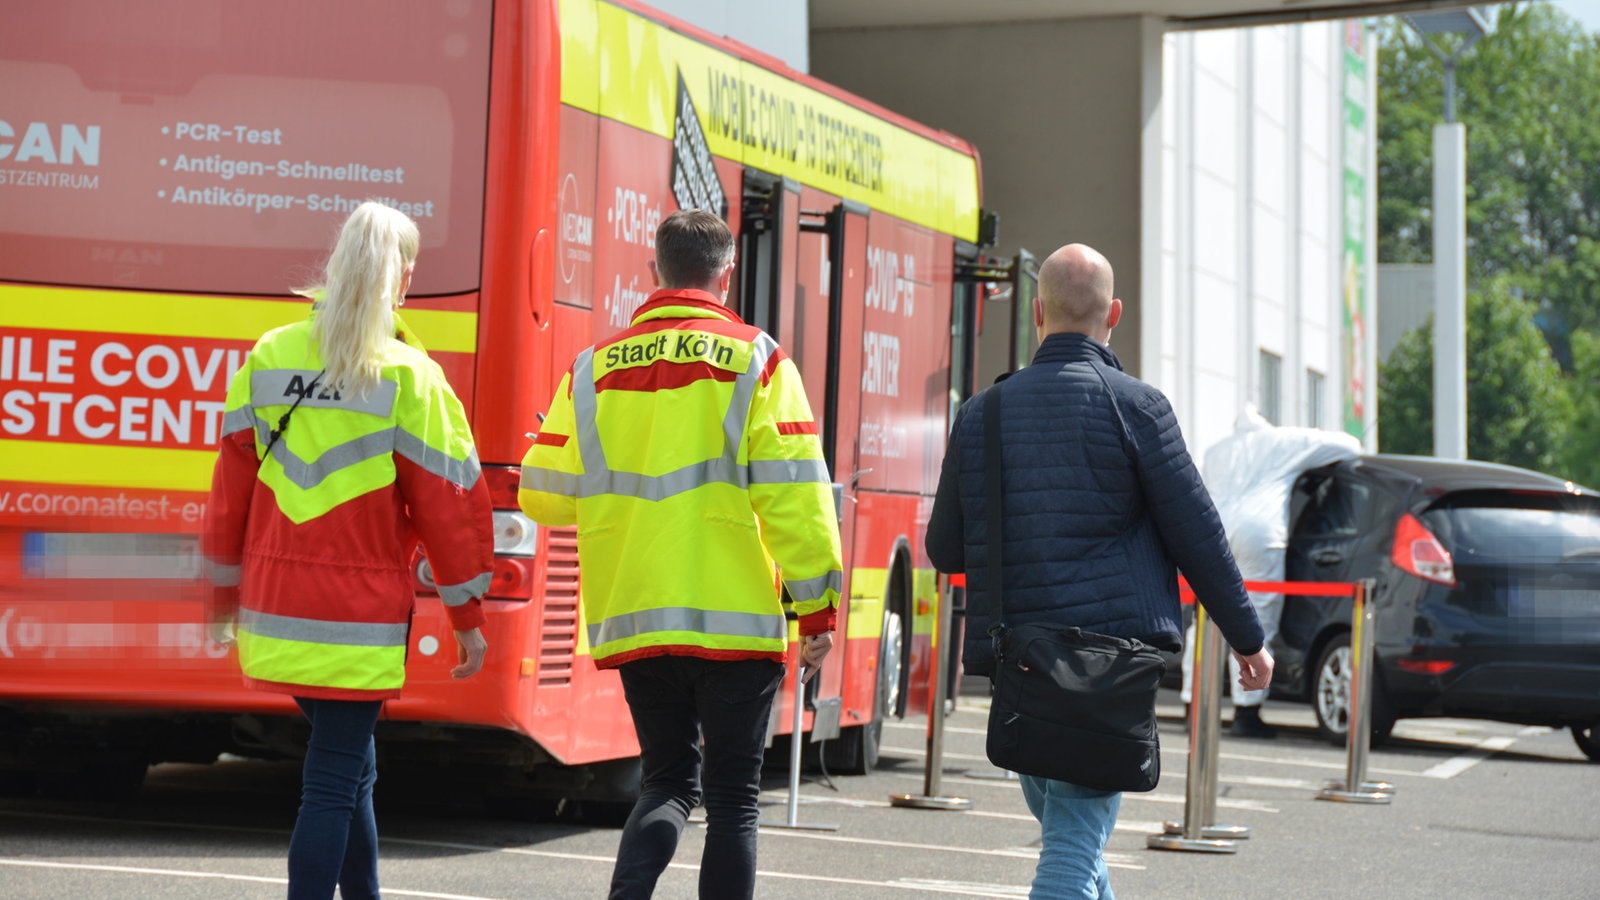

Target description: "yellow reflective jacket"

left=204, top=312, right=493, bottom=700
left=518, top=289, right=842, bottom=668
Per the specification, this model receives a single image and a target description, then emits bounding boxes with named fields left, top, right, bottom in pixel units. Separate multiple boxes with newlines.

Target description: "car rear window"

left=1424, top=493, right=1600, bottom=563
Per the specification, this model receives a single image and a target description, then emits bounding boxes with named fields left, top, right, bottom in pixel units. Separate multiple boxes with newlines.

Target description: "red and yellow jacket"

left=203, top=312, right=492, bottom=700
left=518, top=289, right=843, bottom=669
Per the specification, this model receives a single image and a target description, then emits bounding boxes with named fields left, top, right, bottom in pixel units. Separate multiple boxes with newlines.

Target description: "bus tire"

left=827, top=605, right=903, bottom=775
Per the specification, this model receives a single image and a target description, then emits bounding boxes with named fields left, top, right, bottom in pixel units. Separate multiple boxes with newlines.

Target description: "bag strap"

left=262, top=369, right=325, bottom=460
left=984, top=387, right=1006, bottom=636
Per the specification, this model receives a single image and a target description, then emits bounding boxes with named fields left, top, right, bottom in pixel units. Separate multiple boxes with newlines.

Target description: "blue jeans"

left=1018, top=774, right=1120, bottom=899
left=611, top=656, right=784, bottom=900
left=289, top=697, right=383, bottom=900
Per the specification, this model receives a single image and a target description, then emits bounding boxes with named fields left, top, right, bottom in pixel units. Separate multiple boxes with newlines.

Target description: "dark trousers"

left=610, top=656, right=784, bottom=900
left=289, top=697, right=383, bottom=900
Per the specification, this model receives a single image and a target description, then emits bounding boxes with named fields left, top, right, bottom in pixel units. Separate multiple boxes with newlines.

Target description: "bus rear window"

left=0, top=1, right=492, bottom=296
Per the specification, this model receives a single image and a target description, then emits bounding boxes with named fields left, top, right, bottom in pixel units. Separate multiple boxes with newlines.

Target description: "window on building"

left=1259, top=351, right=1283, bottom=425
left=1306, top=369, right=1326, bottom=427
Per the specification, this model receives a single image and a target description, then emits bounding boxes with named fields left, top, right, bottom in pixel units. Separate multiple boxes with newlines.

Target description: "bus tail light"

left=413, top=465, right=539, bottom=601
left=492, top=510, right=539, bottom=556
left=1391, top=512, right=1455, bottom=586
left=416, top=552, right=535, bottom=602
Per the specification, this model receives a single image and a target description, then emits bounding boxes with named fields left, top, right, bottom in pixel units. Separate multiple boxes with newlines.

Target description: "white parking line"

left=1421, top=731, right=1538, bottom=779
left=760, top=790, right=1173, bottom=838
left=890, top=773, right=1281, bottom=813
left=0, top=859, right=496, bottom=899
left=0, top=809, right=1040, bottom=896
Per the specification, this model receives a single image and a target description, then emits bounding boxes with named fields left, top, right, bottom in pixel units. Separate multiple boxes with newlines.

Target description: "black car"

left=1269, top=454, right=1600, bottom=761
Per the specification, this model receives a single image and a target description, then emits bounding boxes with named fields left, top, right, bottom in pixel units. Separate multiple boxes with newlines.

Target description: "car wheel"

left=1312, top=634, right=1395, bottom=746
left=1573, top=724, right=1600, bottom=762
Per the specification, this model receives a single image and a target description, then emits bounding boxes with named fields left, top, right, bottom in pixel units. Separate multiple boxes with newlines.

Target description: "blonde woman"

left=203, top=201, right=492, bottom=900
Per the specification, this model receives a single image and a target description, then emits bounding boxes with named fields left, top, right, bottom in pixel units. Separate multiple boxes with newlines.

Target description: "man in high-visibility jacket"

left=519, top=208, right=842, bottom=900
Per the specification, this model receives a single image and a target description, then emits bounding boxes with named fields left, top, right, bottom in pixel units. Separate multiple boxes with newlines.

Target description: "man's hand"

left=452, top=627, right=488, bottom=679
left=1233, top=647, right=1275, bottom=692
left=800, top=632, right=833, bottom=682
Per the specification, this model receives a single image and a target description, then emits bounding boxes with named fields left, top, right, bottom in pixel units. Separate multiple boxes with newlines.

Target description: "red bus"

left=0, top=0, right=1004, bottom=805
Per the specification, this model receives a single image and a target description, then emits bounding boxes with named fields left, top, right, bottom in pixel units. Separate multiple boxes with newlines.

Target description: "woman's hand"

left=452, top=627, right=488, bottom=678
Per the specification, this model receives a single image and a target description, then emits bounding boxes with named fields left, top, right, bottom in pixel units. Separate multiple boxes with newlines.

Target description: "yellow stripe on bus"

left=4, top=439, right=214, bottom=493
left=847, top=567, right=887, bottom=641
left=0, top=287, right=478, bottom=354
left=559, top=0, right=981, bottom=242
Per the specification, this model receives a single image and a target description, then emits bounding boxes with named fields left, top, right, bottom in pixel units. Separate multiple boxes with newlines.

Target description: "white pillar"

left=1432, top=122, right=1467, bottom=459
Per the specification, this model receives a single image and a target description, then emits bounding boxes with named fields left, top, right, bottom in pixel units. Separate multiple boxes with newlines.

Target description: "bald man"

left=927, top=244, right=1272, bottom=899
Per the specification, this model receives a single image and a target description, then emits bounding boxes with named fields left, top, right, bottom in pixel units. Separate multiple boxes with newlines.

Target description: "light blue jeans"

left=1018, top=774, right=1121, bottom=899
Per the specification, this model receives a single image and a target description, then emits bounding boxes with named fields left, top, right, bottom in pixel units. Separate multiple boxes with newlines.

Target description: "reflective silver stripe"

left=269, top=428, right=396, bottom=490
left=566, top=332, right=782, bottom=502
left=785, top=570, right=842, bottom=603
left=588, top=458, right=746, bottom=502
left=241, top=609, right=408, bottom=647
left=570, top=348, right=610, bottom=479
left=520, top=466, right=580, bottom=495
left=588, top=607, right=787, bottom=647
left=437, top=571, right=492, bottom=606
left=204, top=558, right=241, bottom=587
left=749, top=458, right=830, bottom=485
left=725, top=332, right=777, bottom=454
left=221, top=406, right=255, bottom=438
left=251, top=369, right=397, bottom=417
left=395, top=431, right=482, bottom=489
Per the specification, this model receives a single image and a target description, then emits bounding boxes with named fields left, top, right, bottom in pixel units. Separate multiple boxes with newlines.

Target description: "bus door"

left=736, top=172, right=801, bottom=344
left=817, top=199, right=869, bottom=583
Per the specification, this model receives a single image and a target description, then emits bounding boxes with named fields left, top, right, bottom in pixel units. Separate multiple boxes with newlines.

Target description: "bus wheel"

left=827, top=606, right=904, bottom=775
left=37, top=760, right=147, bottom=801
left=0, top=770, right=38, bottom=798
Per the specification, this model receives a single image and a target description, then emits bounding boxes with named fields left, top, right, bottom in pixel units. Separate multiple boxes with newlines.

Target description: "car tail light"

left=1391, top=512, right=1455, bottom=586
left=1398, top=658, right=1456, bottom=675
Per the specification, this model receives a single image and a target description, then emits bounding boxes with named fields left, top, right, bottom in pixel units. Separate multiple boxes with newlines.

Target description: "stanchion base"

left=758, top=820, right=841, bottom=831
left=889, top=794, right=973, bottom=810
left=1162, top=820, right=1250, bottom=839
left=1322, top=779, right=1395, bottom=794
left=1316, top=788, right=1391, bottom=804
left=961, top=769, right=1020, bottom=781
left=1146, top=834, right=1238, bottom=853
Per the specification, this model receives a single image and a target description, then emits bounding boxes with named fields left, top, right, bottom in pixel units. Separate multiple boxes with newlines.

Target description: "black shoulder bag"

left=982, top=380, right=1166, bottom=793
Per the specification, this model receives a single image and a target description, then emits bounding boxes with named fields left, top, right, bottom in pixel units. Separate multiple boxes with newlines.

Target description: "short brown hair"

left=654, top=209, right=735, bottom=288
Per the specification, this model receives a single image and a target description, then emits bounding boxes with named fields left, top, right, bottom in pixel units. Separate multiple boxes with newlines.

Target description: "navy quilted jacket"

left=925, top=332, right=1264, bottom=676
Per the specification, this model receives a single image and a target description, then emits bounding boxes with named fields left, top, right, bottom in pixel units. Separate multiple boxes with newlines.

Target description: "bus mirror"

left=978, top=209, right=1001, bottom=248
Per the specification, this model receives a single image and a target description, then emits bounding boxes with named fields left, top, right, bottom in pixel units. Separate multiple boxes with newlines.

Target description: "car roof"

left=1342, top=454, right=1600, bottom=499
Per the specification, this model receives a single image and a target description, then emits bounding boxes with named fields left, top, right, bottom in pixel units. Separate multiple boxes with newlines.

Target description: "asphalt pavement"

left=1, top=686, right=1597, bottom=898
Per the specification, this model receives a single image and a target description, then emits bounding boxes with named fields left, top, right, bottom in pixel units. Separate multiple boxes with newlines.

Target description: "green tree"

left=1379, top=278, right=1569, bottom=473
left=1378, top=4, right=1600, bottom=330
left=1558, top=329, right=1600, bottom=489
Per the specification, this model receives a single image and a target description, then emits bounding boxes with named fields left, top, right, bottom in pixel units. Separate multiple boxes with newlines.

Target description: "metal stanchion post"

left=1148, top=603, right=1239, bottom=853
left=761, top=662, right=839, bottom=831
left=892, top=585, right=972, bottom=811
left=1318, top=579, right=1394, bottom=803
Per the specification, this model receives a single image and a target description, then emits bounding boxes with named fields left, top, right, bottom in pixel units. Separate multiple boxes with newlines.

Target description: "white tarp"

left=1184, top=407, right=1362, bottom=705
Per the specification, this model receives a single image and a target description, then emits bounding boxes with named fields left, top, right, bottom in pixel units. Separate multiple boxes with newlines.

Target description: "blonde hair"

left=303, top=202, right=419, bottom=397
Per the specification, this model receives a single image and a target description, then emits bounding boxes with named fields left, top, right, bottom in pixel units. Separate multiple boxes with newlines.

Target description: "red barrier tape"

left=1178, top=577, right=1360, bottom=602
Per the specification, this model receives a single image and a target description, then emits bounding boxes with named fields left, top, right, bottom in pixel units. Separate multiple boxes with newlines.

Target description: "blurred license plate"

left=22, top=533, right=201, bottom=580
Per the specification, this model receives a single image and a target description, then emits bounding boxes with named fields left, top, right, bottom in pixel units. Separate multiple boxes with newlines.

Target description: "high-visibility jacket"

left=203, top=312, right=493, bottom=701
left=518, top=289, right=842, bottom=669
